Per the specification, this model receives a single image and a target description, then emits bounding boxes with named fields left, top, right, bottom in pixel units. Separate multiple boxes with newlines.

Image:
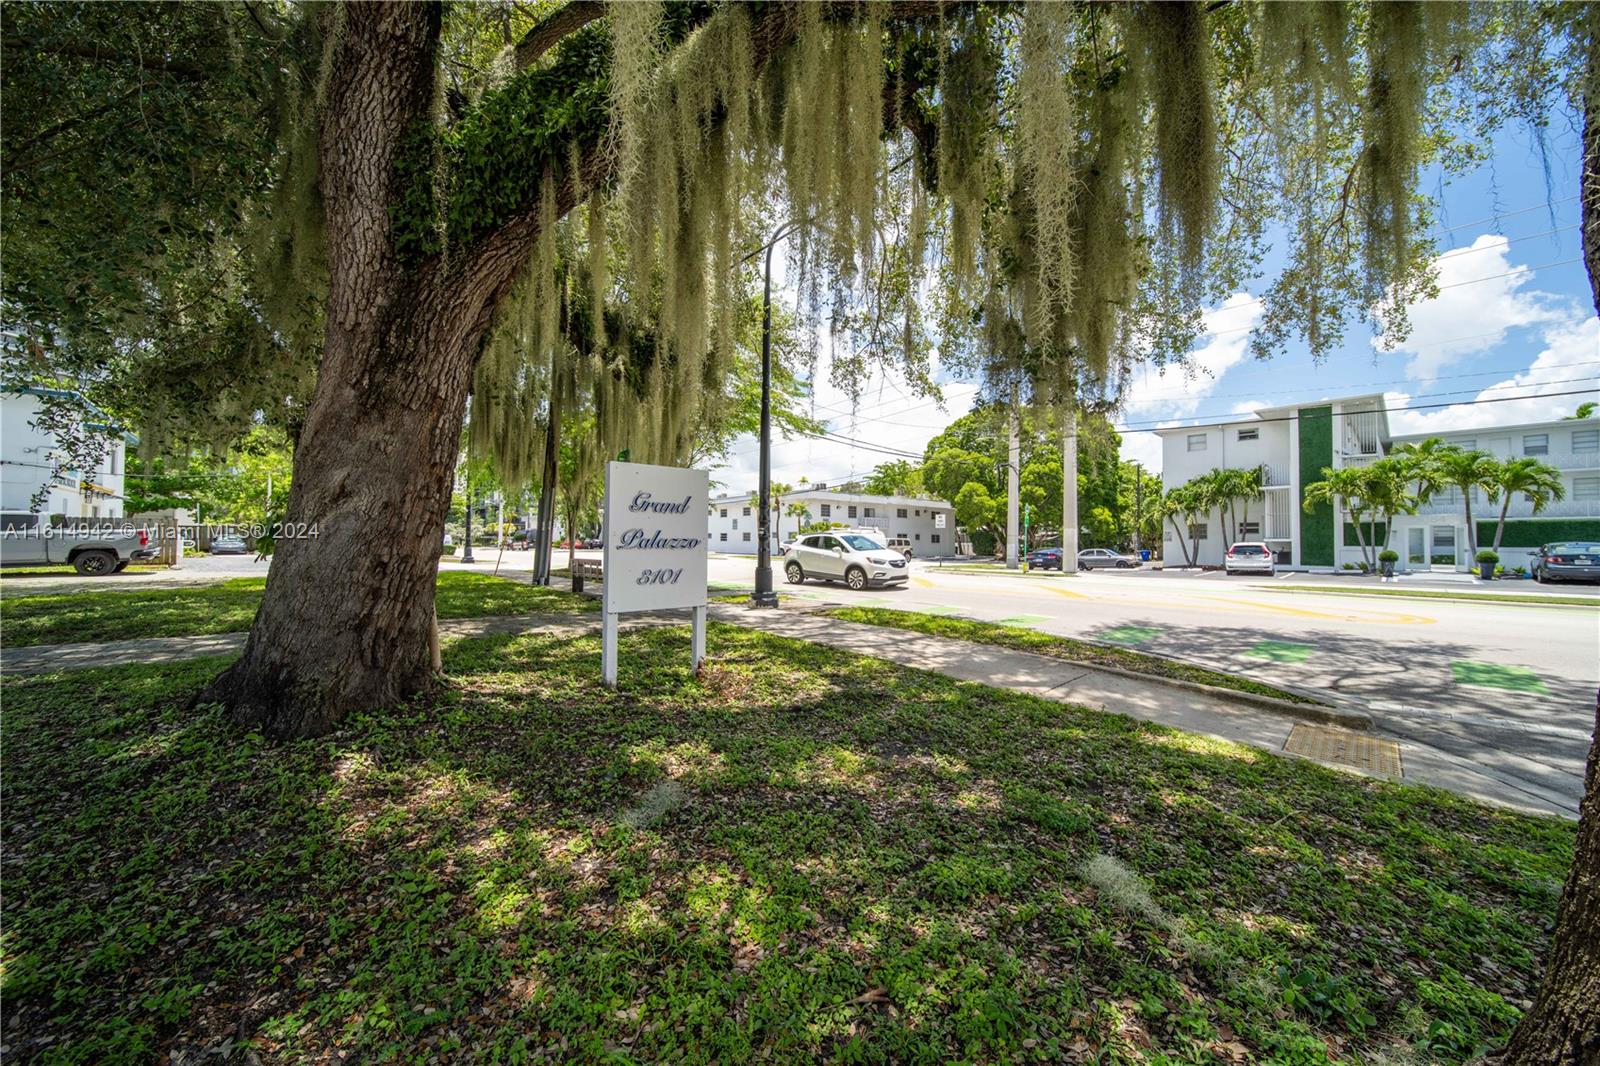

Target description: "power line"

left=1114, top=387, right=1598, bottom=435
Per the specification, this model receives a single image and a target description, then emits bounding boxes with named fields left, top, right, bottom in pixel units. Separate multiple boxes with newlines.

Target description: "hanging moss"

left=1128, top=1, right=1217, bottom=274
left=1362, top=1, right=1425, bottom=283
left=1017, top=1, right=1078, bottom=335
left=938, top=9, right=999, bottom=293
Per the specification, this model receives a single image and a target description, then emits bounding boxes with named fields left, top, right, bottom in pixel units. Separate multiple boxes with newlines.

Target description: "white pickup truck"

left=0, top=513, right=158, bottom=575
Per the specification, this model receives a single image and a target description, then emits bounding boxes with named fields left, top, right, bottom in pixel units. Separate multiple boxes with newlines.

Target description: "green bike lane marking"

left=1451, top=661, right=1550, bottom=694
left=1097, top=625, right=1162, bottom=645
left=1245, top=640, right=1315, bottom=663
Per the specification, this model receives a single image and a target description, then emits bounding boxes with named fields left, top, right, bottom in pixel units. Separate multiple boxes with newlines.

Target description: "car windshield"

left=1549, top=544, right=1595, bottom=553
left=840, top=534, right=884, bottom=551
left=1231, top=545, right=1267, bottom=555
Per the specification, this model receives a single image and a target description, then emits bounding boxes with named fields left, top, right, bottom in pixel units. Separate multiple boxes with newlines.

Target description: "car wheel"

left=846, top=566, right=867, bottom=591
left=73, top=550, right=117, bottom=576
left=785, top=561, right=805, bottom=584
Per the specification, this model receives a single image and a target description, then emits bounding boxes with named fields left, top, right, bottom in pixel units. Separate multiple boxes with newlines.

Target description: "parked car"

left=784, top=531, right=909, bottom=591
left=0, top=513, right=156, bottom=575
left=1531, top=542, right=1600, bottom=584
left=1224, top=541, right=1276, bottom=575
left=1077, top=547, right=1139, bottom=570
left=886, top=536, right=914, bottom=559
left=1026, top=547, right=1064, bottom=570
left=211, top=533, right=248, bottom=555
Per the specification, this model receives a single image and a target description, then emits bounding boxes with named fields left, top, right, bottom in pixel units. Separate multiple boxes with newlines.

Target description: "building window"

left=1456, top=439, right=1475, bottom=451
left=1237, top=428, right=1259, bottom=442
left=1187, top=433, right=1207, bottom=452
left=719, top=508, right=727, bottom=518
left=1574, top=477, right=1600, bottom=501
left=719, top=532, right=727, bottom=542
left=1238, top=521, right=1260, bottom=538
left=743, top=531, right=751, bottom=541
left=914, top=533, right=921, bottom=540
left=820, top=504, right=831, bottom=517
left=1189, top=523, right=1208, bottom=540
left=1574, top=429, right=1599, bottom=453
left=742, top=506, right=751, bottom=516
left=863, top=506, right=875, bottom=518
left=732, top=519, right=738, bottom=529
left=1523, top=433, right=1549, bottom=456
left=847, top=505, right=858, bottom=518
left=897, top=508, right=907, bottom=518
left=930, top=534, right=940, bottom=544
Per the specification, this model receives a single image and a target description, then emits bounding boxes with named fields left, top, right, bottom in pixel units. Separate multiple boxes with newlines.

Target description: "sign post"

left=600, top=461, right=709, bottom=687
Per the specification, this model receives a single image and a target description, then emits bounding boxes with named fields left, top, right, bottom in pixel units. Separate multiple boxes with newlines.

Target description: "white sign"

left=935, top=512, right=946, bottom=529
left=600, top=461, right=709, bottom=685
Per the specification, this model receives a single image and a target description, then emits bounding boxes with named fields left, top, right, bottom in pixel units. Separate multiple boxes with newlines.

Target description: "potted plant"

left=1378, top=548, right=1399, bottom=578
left=1475, top=549, right=1498, bottom=580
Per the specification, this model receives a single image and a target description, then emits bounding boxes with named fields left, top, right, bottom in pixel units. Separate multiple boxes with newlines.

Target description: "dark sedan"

left=1532, top=542, right=1600, bottom=584
left=1026, top=548, right=1064, bottom=570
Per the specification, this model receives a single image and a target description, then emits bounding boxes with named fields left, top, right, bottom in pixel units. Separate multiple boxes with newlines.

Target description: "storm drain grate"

left=1283, top=724, right=1403, bottom=777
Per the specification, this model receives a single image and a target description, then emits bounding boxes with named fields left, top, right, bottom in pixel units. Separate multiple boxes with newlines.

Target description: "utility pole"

left=1061, top=401, right=1079, bottom=565
left=1006, top=387, right=1021, bottom=569
left=1021, top=501, right=1031, bottom=571
left=1132, top=462, right=1143, bottom=555
left=462, top=480, right=476, bottom=564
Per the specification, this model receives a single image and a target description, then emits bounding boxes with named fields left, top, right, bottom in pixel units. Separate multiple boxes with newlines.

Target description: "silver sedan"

left=1077, top=548, right=1139, bottom=570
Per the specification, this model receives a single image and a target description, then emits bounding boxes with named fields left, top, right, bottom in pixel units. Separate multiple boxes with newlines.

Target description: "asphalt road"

left=706, top=555, right=1599, bottom=816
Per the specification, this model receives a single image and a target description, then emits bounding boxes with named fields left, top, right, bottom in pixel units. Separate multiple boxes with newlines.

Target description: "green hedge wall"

left=1344, top=522, right=1389, bottom=547
left=1476, top=518, right=1600, bottom=548
left=1298, top=406, right=1335, bottom=565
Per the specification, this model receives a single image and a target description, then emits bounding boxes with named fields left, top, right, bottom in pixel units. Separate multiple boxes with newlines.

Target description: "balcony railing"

left=1413, top=497, right=1599, bottom=519
left=1263, top=513, right=1293, bottom=540
left=1261, top=464, right=1290, bottom=487
left=1342, top=410, right=1382, bottom=456
left=1534, top=449, right=1600, bottom=470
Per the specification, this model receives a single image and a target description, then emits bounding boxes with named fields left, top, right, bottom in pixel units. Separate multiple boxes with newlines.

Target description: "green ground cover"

left=1268, top=585, right=1598, bottom=608
left=0, top=625, right=1571, bottom=1063
left=824, top=607, right=1324, bottom=706
left=0, top=572, right=593, bottom=648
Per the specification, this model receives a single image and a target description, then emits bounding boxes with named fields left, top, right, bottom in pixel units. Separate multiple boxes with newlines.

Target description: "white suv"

left=1224, top=542, right=1276, bottom=575
left=785, top=531, right=909, bottom=590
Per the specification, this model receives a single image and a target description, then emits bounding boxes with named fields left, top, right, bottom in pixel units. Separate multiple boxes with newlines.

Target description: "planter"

left=1380, top=561, right=1395, bottom=578
left=1478, top=562, right=1495, bottom=580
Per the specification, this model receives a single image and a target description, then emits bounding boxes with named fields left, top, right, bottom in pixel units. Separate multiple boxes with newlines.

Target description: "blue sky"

left=713, top=117, right=1599, bottom=491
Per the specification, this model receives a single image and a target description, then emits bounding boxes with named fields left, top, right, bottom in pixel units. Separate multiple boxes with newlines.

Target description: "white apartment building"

left=1157, top=393, right=1599, bottom=572
left=1, top=387, right=133, bottom=522
left=707, top=487, right=956, bottom=556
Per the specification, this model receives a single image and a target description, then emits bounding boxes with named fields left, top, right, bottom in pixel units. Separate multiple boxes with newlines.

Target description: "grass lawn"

left=1, top=624, right=1571, bottom=1064
left=1268, top=585, right=1598, bottom=608
left=0, top=571, right=593, bottom=648
left=823, top=606, right=1325, bottom=706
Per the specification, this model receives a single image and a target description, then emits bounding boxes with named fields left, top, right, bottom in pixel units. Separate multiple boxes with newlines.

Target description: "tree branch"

left=514, top=1, right=606, bottom=70
left=3, top=36, right=209, bottom=80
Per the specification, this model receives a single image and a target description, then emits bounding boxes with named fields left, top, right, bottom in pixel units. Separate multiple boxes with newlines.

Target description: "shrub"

left=1476, top=549, right=1499, bottom=565
left=1378, top=549, right=1399, bottom=563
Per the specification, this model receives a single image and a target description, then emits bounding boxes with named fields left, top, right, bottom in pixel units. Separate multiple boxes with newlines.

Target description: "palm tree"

left=1361, top=457, right=1419, bottom=553
left=1302, top=466, right=1375, bottom=568
left=1159, top=486, right=1202, bottom=568
left=1486, top=458, right=1566, bottom=554
left=1389, top=437, right=1451, bottom=505
left=1434, top=449, right=1501, bottom=558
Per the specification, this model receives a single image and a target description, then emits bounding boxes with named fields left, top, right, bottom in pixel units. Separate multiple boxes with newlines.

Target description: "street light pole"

left=751, top=229, right=786, bottom=608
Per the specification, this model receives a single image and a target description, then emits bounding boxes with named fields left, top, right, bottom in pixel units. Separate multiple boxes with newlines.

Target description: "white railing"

left=1540, top=450, right=1600, bottom=470
left=1414, top=497, right=1598, bottom=519
left=1342, top=410, right=1382, bottom=456
left=1264, top=513, right=1293, bottom=540
left=1261, top=464, right=1290, bottom=487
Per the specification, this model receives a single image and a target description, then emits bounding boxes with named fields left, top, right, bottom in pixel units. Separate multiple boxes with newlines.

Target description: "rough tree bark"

left=1495, top=14, right=1600, bottom=1059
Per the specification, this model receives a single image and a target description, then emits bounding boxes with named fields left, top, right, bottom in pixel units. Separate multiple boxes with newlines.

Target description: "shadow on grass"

left=0, top=625, right=1574, bottom=1064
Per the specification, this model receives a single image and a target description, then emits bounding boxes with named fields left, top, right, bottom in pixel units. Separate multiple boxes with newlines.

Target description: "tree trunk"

left=1464, top=493, right=1477, bottom=559
left=1167, top=515, right=1192, bottom=567
left=200, top=4, right=515, bottom=738
left=1494, top=496, right=1513, bottom=555
left=1349, top=504, right=1370, bottom=568
left=533, top=387, right=561, bottom=586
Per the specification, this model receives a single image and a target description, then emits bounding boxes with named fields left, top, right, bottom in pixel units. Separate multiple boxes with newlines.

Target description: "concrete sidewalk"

left=1, top=585, right=1577, bottom=819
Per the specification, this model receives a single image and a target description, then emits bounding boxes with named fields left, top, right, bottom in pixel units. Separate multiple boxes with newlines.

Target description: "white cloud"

left=708, top=362, right=980, bottom=496
left=1122, top=293, right=1264, bottom=418
left=1386, top=314, right=1600, bottom=436
left=1381, top=234, right=1565, bottom=381
left=1117, top=425, right=1166, bottom=474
